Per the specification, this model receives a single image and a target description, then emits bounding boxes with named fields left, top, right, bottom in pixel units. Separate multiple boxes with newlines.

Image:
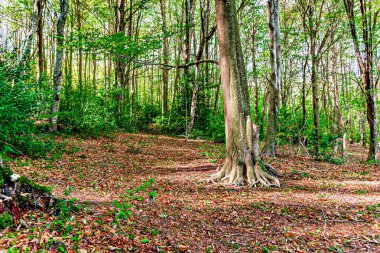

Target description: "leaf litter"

left=1, top=133, right=379, bottom=252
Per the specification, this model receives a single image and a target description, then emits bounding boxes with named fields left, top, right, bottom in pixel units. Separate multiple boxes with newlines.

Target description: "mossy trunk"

left=0, top=158, right=56, bottom=226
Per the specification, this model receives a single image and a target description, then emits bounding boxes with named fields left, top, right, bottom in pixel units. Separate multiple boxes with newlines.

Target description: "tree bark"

left=210, top=0, right=279, bottom=187
left=75, top=0, right=83, bottom=95
left=19, top=0, right=38, bottom=71
left=251, top=21, right=259, bottom=123
left=115, top=0, right=126, bottom=116
left=50, top=0, right=69, bottom=132
left=343, top=0, right=378, bottom=160
left=159, top=0, right=169, bottom=117
left=263, top=0, right=281, bottom=156
left=188, top=0, right=215, bottom=133
left=331, top=33, right=346, bottom=159
left=37, top=0, right=45, bottom=78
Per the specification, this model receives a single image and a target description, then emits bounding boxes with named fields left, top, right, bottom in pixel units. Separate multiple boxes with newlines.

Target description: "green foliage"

left=60, top=89, right=117, bottom=136
left=276, top=106, right=348, bottom=160
left=112, top=178, right=157, bottom=224
left=0, top=163, right=14, bottom=187
left=53, top=186, right=81, bottom=234
left=120, top=104, right=160, bottom=132
left=192, top=113, right=226, bottom=142
left=0, top=70, right=56, bottom=158
left=0, top=211, right=13, bottom=229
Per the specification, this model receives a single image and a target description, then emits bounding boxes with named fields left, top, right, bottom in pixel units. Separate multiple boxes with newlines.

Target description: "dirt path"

left=2, top=133, right=379, bottom=252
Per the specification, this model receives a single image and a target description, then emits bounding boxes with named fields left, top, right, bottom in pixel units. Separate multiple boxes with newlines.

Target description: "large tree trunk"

left=210, top=0, right=279, bottom=187
left=263, top=0, right=281, bottom=156
left=49, top=0, right=69, bottom=132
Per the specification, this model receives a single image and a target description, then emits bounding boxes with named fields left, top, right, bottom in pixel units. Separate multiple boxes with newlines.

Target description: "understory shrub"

left=0, top=70, right=55, bottom=157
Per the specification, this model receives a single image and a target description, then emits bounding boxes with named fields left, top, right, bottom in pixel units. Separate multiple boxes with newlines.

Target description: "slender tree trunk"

left=37, top=0, right=45, bottom=78
left=263, top=0, right=281, bottom=156
left=75, top=0, right=83, bottom=96
left=331, top=33, right=346, bottom=159
left=159, top=0, right=169, bottom=117
left=361, top=111, right=366, bottom=147
left=50, top=0, right=69, bottom=132
left=311, top=35, right=320, bottom=156
left=115, top=0, right=126, bottom=116
left=182, top=0, right=194, bottom=87
left=92, top=49, right=96, bottom=89
left=210, top=0, right=279, bottom=187
left=18, top=0, right=38, bottom=72
left=343, top=0, right=378, bottom=160
left=301, top=54, right=308, bottom=128
left=188, top=0, right=215, bottom=133
left=251, top=23, right=259, bottom=122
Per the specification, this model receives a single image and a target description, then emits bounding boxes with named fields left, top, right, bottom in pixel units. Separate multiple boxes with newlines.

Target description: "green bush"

left=0, top=70, right=55, bottom=157
left=60, top=89, right=117, bottom=136
left=0, top=211, right=13, bottom=229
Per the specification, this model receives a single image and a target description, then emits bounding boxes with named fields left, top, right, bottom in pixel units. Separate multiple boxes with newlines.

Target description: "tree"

left=159, top=0, right=169, bottom=116
left=188, top=0, right=215, bottom=133
left=115, top=0, right=127, bottom=116
left=263, top=0, right=281, bottom=156
left=50, top=0, right=69, bottom=132
left=37, top=0, right=46, bottom=78
left=210, top=0, right=279, bottom=187
left=343, top=0, right=379, bottom=161
left=297, top=0, right=338, bottom=157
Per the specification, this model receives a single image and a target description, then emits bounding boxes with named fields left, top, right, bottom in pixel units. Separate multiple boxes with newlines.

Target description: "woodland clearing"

left=1, top=133, right=379, bottom=252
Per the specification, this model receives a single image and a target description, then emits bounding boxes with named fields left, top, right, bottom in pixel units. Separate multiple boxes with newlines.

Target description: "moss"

left=0, top=164, right=13, bottom=187
left=0, top=211, right=13, bottom=229
left=0, top=164, right=52, bottom=194
left=18, top=176, right=52, bottom=194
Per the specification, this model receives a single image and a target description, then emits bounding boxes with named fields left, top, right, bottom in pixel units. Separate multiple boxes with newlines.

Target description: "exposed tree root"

left=208, top=159, right=280, bottom=188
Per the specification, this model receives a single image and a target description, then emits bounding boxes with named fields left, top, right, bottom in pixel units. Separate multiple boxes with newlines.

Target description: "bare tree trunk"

left=210, top=0, right=279, bottom=187
left=331, top=33, right=346, bottom=159
left=115, top=0, right=126, bottom=116
left=343, top=0, right=378, bottom=160
left=213, top=74, right=221, bottom=113
left=311, top=39, right=320, bottom=156
left=251, top=22, right=259, bottom=122
left=19, top=0, right=38, bottom=71
left=301, top=54, right=308, bottom=128
left=159, top=0, right=169, bottom=116
left=263, top=0, right=281, bottom=156
left=188, top=0, right=215, bottom=133
left=361, top=111, right=366, bottom=147
left=37, top=0, right=45, bottom=78
left=92, top=49, right=96, bottom=89
left=75, top=0, right=83, bottom=96
left=182, top=0, right=194, bottom=85
left=50, top=0, right=69, bottom=132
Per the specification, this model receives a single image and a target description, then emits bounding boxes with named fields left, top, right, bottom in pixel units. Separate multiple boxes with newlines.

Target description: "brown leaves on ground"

left=1, top=133, right=379, bottom=252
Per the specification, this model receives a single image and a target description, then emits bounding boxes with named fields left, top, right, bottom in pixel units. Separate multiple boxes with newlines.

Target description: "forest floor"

left=1, top=132, right=380, bottom=252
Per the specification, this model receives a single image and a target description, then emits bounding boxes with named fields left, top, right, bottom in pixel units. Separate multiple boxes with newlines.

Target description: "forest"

left=0, top=0, right=379, bottom=251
